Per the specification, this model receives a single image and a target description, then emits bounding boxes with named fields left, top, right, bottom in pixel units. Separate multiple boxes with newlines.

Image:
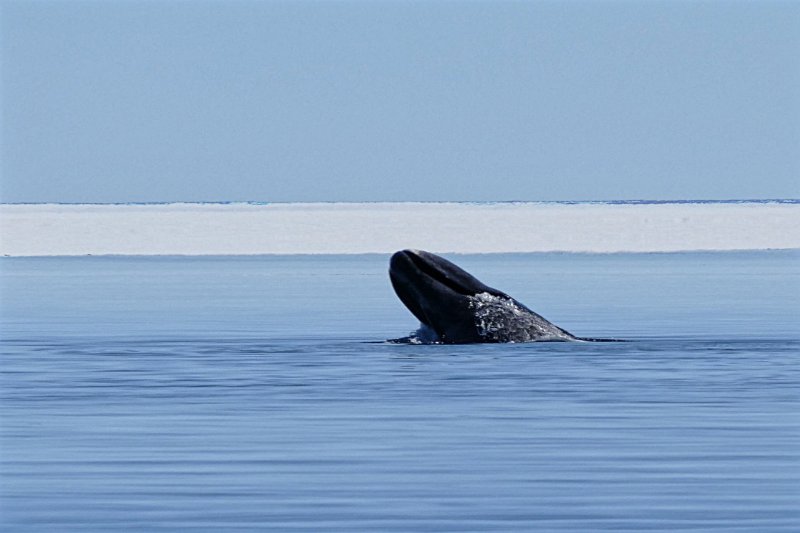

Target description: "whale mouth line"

left=389, top=249, right=482, bottom=337
left=402, top=250, right=473, bottom=296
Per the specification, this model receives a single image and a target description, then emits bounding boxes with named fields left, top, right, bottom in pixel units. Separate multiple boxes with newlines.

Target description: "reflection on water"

left=1, top=253, right=798, bottom=531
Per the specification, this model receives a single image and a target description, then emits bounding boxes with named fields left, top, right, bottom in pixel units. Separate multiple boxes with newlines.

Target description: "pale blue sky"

left=2, top=0, right=798, bottom=203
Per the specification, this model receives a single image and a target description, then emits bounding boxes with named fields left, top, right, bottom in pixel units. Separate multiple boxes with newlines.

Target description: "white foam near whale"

left=1, top=201, right=798, bottom=256
left=470, top=292, right=574, bottom=342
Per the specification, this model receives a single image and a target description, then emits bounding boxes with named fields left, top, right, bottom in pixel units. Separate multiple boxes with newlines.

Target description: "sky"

left=2, top=0, right=798, bottom=203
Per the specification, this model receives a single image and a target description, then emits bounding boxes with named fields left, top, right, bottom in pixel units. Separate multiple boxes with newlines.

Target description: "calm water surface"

left=1, top=253, right=798, bottom=531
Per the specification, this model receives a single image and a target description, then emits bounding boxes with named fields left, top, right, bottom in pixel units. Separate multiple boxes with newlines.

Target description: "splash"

left=469, top=292, right=573, bottom=343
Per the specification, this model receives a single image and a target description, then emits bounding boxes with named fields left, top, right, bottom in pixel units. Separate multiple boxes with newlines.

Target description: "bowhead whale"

left=389, top=249, right=581, bottom=344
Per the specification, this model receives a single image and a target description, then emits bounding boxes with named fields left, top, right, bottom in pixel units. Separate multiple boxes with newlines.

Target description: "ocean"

left=1, top=250, right=798, bottom=531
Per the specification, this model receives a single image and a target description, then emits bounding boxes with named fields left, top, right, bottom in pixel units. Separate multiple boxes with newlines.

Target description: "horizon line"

left=2, top=199, right=799, bottom=207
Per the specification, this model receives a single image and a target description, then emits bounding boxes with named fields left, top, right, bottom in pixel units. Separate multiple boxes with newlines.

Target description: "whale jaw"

left=389, top=249, right=486, bottom=343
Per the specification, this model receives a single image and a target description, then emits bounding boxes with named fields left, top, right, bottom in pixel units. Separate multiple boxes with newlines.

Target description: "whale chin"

left=388, top=249, right=576, bottom=344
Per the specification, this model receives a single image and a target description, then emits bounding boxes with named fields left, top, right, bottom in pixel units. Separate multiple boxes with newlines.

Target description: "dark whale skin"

left=389, top=249, right=577, bottom=344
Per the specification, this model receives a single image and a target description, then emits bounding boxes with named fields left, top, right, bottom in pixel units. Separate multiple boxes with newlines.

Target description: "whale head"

left=389, top=249, right=575, bottom=344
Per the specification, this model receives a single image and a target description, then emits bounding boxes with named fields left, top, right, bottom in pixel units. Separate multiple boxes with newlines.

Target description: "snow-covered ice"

left=1, top=201, right=797, bottom=256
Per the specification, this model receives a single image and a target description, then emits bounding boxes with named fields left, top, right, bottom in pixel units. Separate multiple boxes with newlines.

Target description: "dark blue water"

left=1, top=253, right=798, bottom=531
